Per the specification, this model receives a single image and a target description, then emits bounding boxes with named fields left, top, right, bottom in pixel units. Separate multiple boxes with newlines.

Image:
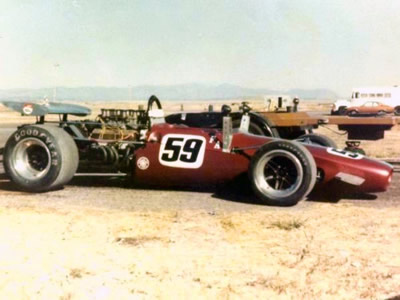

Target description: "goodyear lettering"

left=12, top=127, right=60, bottom=168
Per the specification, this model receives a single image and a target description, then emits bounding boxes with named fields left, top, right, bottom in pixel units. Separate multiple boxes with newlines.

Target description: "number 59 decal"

left=159, top=134, right=206, bottom=168
left=327, top=148, right=363, bottom=160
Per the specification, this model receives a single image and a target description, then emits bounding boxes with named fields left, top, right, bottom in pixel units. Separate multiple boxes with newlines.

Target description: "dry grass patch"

left=69, top=268, right=91, bottom=279
left=115, top=236, right=163, bottom=246
left=220, top=216, right=236, bottom=231
left=268, top=218, right=306, bottom=231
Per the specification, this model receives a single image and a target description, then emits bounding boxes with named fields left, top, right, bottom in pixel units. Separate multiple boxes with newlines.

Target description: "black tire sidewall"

left=249, top=140, right=316, bottom=206
left=338, top=106, right=347, bottom=115
left=297, top=133, right=337, bottom=148
left=348, top=110, right=357, bottom=115
left=232, top=117, right=279, bottom=137
left=232, top=119, right=264, bottom=135
left=4, top=126, right=63, bottom=191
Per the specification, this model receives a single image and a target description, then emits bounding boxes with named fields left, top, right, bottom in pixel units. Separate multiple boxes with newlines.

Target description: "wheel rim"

left=11, top=138, right=51, bottom=180
left=254, top=150, right=303, bottom=199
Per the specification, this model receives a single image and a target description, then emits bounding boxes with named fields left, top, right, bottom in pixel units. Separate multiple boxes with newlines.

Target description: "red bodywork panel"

left=133, top=124, right=393, bottom=193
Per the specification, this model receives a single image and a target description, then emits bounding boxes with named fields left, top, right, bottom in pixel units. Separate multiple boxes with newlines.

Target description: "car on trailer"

left=0, top=96, right=393, bottom=206
left=346, top=101, right=394, bottom=116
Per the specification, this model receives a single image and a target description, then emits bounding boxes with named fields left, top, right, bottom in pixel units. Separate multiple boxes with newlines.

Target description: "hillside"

left=0, top=84, right=338, bottom=101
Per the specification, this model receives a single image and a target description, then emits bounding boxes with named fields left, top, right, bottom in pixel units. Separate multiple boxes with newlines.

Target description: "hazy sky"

left=1, top=0, right=400, bottom=95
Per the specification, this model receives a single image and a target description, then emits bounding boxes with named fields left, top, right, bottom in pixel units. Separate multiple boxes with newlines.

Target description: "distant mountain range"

left=0, top=84, right=338, bottom=101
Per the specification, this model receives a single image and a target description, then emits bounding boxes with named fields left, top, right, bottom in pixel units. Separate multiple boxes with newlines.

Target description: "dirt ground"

left=0, top=100, right=400, bottom=299
left=0, top=203, right=399, bottom=299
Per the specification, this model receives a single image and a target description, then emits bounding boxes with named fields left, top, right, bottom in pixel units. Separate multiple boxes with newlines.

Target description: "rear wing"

left=1, top=101, right=91, bottom=117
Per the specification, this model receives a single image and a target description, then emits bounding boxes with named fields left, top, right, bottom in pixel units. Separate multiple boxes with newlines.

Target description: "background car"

left=346, top=101, right=394, bottom=116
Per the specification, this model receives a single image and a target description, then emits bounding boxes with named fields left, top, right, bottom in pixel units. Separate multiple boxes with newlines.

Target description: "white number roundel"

left=159, top=134, right=206, bottom=169
left=327, top=147, right=363, bottom=160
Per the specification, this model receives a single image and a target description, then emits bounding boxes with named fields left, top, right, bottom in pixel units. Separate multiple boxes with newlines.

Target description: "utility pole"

left=128, top=85, right=132, bottom=101
left=53, top=63, right=60, bottom=101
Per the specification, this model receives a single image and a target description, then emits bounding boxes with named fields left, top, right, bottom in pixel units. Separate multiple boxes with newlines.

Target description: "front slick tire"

left=249, top=140, right=316, bottom=206
left=3, top=125, right=78, bottom=192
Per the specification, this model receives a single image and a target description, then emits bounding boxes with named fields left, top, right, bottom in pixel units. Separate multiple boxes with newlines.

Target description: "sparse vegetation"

left=269, top=218, right=305, bottom=230
left=220, top=217, right=236, bottom=230
left=115, top=236, right=162, bottom=246
left=69, top=268, right=84, bottom=279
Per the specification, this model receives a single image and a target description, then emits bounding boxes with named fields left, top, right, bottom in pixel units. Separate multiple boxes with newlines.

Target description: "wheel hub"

left=11, top=138, right=52, bottom=180
left=254, top=150, right=303, bottom=199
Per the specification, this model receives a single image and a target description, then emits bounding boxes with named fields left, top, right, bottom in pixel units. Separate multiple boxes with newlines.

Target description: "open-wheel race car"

left=1, top=96, right=393, bottom=206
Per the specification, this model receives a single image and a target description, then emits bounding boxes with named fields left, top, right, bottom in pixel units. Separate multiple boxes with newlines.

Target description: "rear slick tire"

left=3, top=125, right=78, bottom=192
left=249, top=140, right=317, bottom=206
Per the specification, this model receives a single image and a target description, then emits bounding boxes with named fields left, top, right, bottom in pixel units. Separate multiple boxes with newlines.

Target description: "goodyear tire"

left=249, top=140, right=317, bottom=206
left=297, top=133, right=337, bottom=148
left=3, top=125, right=78, bottom=192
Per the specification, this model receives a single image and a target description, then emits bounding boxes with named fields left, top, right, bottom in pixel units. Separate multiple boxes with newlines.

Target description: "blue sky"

left=0, top=0, right=399, bottom=95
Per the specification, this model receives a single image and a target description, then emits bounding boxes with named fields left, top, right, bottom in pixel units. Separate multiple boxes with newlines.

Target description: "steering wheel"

left=146, top=95, right=164, bottom=127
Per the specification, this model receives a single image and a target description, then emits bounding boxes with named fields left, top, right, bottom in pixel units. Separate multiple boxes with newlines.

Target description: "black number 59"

left=159, top=135, right=206, bottom=168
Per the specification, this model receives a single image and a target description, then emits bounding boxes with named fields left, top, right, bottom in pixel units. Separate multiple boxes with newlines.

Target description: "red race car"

left=1, top=96, right=393, bottom=206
